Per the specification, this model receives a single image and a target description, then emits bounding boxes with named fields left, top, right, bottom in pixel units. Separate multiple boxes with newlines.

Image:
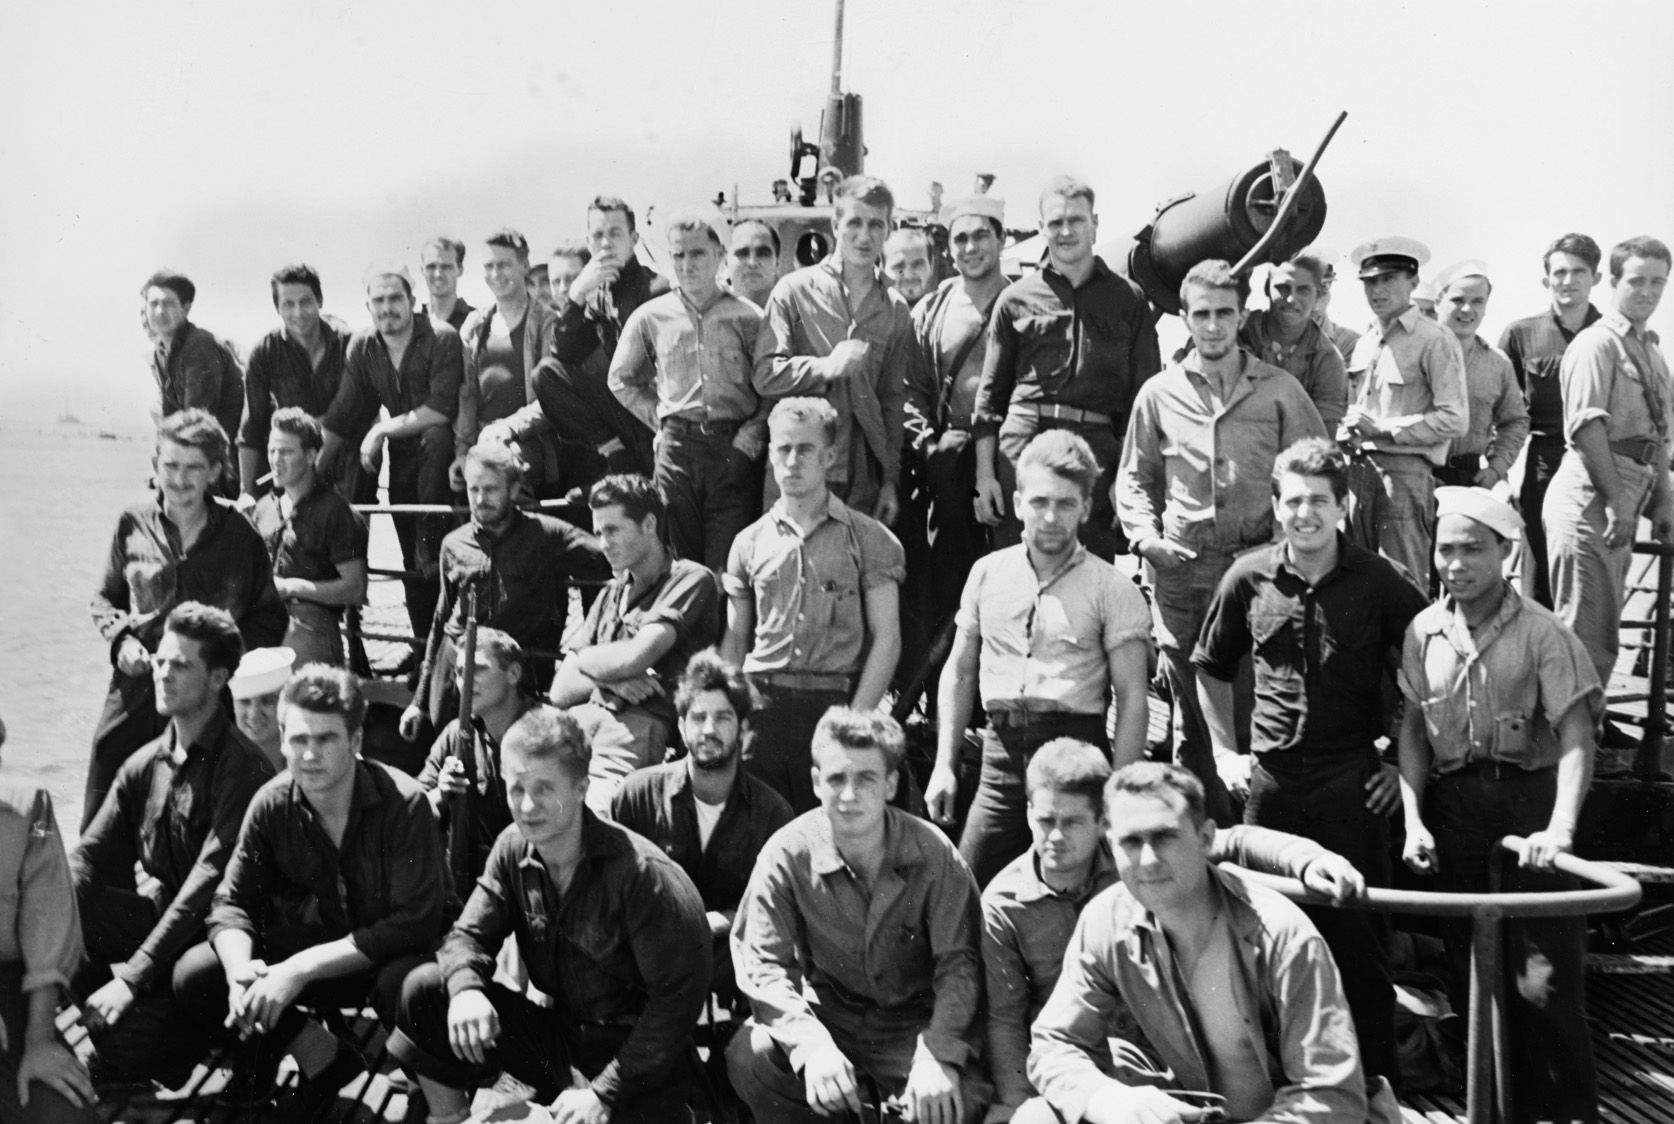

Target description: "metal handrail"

left=1230, top=836, right=1641, bottom=1124
left=1630, top=542, right=1672, bottom=778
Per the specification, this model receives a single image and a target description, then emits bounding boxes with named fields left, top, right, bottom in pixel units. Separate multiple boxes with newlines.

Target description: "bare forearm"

left=1572, top=420, right=1625, bottom=504
left=1397, top=705, right=1432, bottom=829
left=239, top=446, right=265, bottom=496
left=380, top=405, right=451, bottom=441
left=975, top=434, right=998, bottom=481
left=1549, top=707, right=1595, bottom=836
left=25, top=984, right=61, bottom=1046
left=213, top=929, right=257, bottom=982
left=852, top=632, right=900, bottom=710
left=1196, top=673, right=1240, bottom=757
left=935, top=652, right=979, bottom=770
left=281, top=937, right=373, bottom=987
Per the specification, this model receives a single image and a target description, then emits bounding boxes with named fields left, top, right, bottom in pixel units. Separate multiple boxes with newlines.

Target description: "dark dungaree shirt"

left=249, top=480, right=369, bottom=610
left=322, top=315, right=464, bottom=441
left=551, top=257, right=673, bottom=365
left=1192, top=535, right=1427, bottom=754
left=1499, top=305, right=1603, bottom=440
left=438, top=815, right=710, bottom=1107
left=153, top=321, right=246, bottom=448
left=72, top=712, right=275, bottom=993
left=239, top=321, right=350, bottom=450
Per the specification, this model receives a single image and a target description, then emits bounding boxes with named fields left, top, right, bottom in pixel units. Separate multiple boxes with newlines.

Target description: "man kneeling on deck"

left=174, top=665, right=451, bottom=1116
left=389, top=706, right=712, bottom=1124
left=1025, top=763, right=1367, bottom=1124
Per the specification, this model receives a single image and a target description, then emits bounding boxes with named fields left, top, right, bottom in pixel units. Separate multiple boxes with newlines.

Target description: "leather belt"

left=754, top=671, right=854, bottom=693
left=1014, top=402, right=1114, bottom=428
left=662, top=415, right=741, bottom=438
left=1610, top=436, right=1663, bottom=466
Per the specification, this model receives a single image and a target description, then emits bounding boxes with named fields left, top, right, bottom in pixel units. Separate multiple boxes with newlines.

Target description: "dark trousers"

left=534, top=354, right=654, bottom=478
left=385, top=427, right=454, bottom=641
left=960, top=713, right=1109, bottom=888
left=1246, top=748, right=1398, bottom=1089
left=0, top=964, right=99, bottom=1124
left=83, top=670, right=166, bottom=830
left=656, top=428, right=763, bottom=573
left=1519, top=433, right=1565, bottom=609
left=71, top=884, right=212, bottom=1085
left=173, top=938, right=420, bottom=1046
left=995, top=415, right=1127, bottom=560
left=742, top=682, right=852, bottom=815
left=921, top=431, right=990, bottom=622
left=389, top=964, right=692, bottom=1122
left=1429, top=766, right=1595, bottom=1124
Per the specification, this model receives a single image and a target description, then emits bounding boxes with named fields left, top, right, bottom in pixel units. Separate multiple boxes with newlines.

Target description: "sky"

left=2, top=0, right=1671, bottom=427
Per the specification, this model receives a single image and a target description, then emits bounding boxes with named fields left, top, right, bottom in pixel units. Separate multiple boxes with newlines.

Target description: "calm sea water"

left=0, top=425, right=157, bottom=837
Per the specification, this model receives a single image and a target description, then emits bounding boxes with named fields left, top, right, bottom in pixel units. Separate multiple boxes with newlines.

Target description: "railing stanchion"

left=1636, top=545, right=1672, bottom=778
left=1466, top=908, right=1500, bottom=1124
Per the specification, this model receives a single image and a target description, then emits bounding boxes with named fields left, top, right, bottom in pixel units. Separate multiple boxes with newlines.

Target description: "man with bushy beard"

left=610, top=649, right=792, bottom=1006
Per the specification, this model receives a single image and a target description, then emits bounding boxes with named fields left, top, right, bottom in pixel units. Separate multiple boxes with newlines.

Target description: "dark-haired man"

left=403, top=441, right=607, bottom=738
left=88, top=409, right=287, bottom=827
left=1117, top=261, right=1326, bottom=825
left=610, top=212, right=768, bottom=570
left=72, top=604, right=276, bottom=1089
left=420, top=237, right=475, bottom=331
left=1340, top=235, right=1469, bottom=586
left=320, top=265, right=465, bottom=642
left=551, top=474, right=721, bottom=810
left=1544, top=236, right=1674, bottom=715
left=390, top=707, right=712, bottom=1124
left=238, top=264, right=353, bottom=500
left=729, top=219, right=781, bottom=309
left=175, top=666, right=451, bottom=1115
left=142, top=269, right=246, bottom=470
left=927, top=429, right=1151, bottom=887
left=722, top=398, right=905, bottom=813
left=729, top=709, right=990, bottom=1124
left=250, top=408, right=368, bottom=667
left=981, top=741, right=1365, bottom=1120
left=456, top=229, right=559, bottom=494
left=1399, top=487, right=1601, bottom=1124
left=1499, top=234, right=1605, bottom=607
left=753, top=175, right=914, bottom=524
left=972, top=176, right=1161, bottom=561
left=611, top=650, right=794, bottom=1003
left=1194, top=437, right=1428, bottom=1094
left=1026, top=763, right=1367, bottom=1124
left=546, top=242, right=591, bottom=318
left=1240, top=254, right=1349, bottom=432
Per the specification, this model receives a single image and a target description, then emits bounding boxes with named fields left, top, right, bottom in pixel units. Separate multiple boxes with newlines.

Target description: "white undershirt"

left=694, top=796, right=725, bottom=851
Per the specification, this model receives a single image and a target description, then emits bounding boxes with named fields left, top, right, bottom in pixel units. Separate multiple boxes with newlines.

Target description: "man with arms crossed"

left=753, top=175, right=914, bottom=524
left=981, top=741, right=1365, bottom=1122
left=729, top=708, right=990, bottom=1124
left=722, top=397, right=905, bottom=812
left=1399, top=487, right=1601, bottom=1124
left=1116, top=260, right=1326, bottom=825
left=926, top=430, right=1151, bottom=887
left=972, top=177, right=1161, bottom=560
left=390, top=707, right=711, bottom=1124
left=250, top=408, right=369, bottom=666
left=1194, top=437, right=1428, bottom=1095
left=1025, top=763, right=1366, bottom=1124
left=1544, top=236, right=1673, bottom=717
left=1499, top=234, right=1604, bottom=608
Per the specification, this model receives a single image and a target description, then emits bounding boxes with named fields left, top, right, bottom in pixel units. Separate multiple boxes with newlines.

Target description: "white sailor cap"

left=363, top=262, right=417, bottom=293
left=1413, top=279, right=1439, bottom=303
left=939, top=195, right=1006, bottom=228
left=230, top=647, right=295, bottom=700
left=1435, top=487, right=1523, bottom=540
left=1435, top=259, right=1493, bottom=293
left=1351, top=236, right=1431, bottom=279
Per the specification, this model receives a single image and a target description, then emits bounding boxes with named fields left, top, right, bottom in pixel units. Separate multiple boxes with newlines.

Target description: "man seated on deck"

left=230, top=646, right=295, bottom=772
left=402, top=440, right=608, bottom=740
left=249, top=407, right=369, bottom=667
left=1398, top=487, right=1602, bottom=1124
left=0, top=725, right=99, bottom=1124
left=389, top=706, right=712, bottom=1124
left=721, top=397, right=905, bottom=814
left=728, top=708, right=991, bottom=1124
left=418, top=628, right=537, bottom=881
left=86, top=407, right=287, bottom=829
left=610, top=648, right=794, bottom=1009
left=318, top=263, right=465, bottom=648
left=608, top=210, right=769, bottom=572
left=1025, top=762, right=1368, bottom=1124
left=173, top=665, right=451, bottom=1116
left=981, top=740, right=1366, bottom=1122
left=549, top=474, right=721, bottom=812
left=71, top=604, right=276, bottom=1091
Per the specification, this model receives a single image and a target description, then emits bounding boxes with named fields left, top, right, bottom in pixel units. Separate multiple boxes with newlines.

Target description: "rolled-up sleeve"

left=1100, top=571, right=1153, bottom=653
left=1535, top=617, right=1605, bottom=729
left=1387, top=331, right=1468, bottom=446
left=1560, top=330, right=1619, bottom=439
left=972, top=297, right=1021, bottom=437
left=350, top=790, right=447, bottom=962
left=857, top=518, right=907, bottom=590
left=589, top=858, right=711, bottom=1106
left=1191, top=572, right=1254, bottom=682
left=17, top=789, right=82, bottom=995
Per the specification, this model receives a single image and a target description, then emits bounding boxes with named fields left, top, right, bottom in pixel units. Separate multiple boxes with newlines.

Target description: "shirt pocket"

left=1492, top=709, right=1534, bottom=759
left=1418, top=692, right=1469, bottom=746
left=1249, top=610, right=1300, bottom=665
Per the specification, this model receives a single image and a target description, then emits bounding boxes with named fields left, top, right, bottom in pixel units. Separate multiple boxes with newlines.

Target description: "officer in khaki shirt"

left=1398, top=487, right=1601, bottom=1124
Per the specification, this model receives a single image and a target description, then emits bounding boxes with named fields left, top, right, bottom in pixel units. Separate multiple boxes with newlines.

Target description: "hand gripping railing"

left=1231, top=838, right=1642, bottom=1124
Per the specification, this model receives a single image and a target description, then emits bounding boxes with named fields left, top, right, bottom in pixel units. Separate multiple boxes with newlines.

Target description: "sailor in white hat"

left=1411, top=278, right=1439, bottom=321
left=1432, top=261, right=1530, bottom=492
left=1396, top=484, right=1602, bottom=1120
left=1339, top=234, right=1470, bottom=586
left=231, top=646, right=295, bottom=769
